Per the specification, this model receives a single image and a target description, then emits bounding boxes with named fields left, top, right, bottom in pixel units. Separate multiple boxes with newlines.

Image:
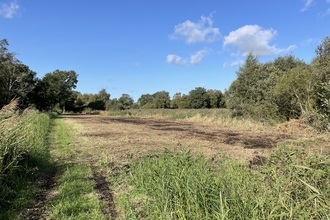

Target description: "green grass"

left=116, top=147, right=330, bottom=219
left=0, top=110, right=52, bottom=219
left=48, top=118, right=106, bottom=220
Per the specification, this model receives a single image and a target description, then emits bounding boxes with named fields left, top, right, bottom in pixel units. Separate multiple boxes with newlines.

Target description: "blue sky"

left=1, top=0, right=330, bottom=101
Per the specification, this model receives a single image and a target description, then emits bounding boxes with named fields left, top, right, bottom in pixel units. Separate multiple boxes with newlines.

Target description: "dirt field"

left=62, top=114, right=297, bottom=164
left=19, top=114, right=326, bottom=219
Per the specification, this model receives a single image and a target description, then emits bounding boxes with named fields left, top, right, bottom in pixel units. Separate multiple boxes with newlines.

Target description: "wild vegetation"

left=0, top=101, right=52, bottom=218
left=0, top=35, right=330, bottom=219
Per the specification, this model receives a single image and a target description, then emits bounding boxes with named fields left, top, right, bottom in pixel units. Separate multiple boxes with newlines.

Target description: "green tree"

left=34, top=70, right=78, bottom=111
left=0, top=39, right=37, bottom=107
left=312, top=36, right=330, bottom=129
left=273, top=65, right=316, bottom=119
left=138, top=94, right=154, bottom=108
left=171, top=92, right=182, bottom=109
left=207, top=89, right=224, bottom=108
left=178, top=94, right=191, bottom=109
left=153, top=91, right=171, bottom=109
left=118, top=94, right=134, bottom=110
left=189, top=87, right=210, bottom=109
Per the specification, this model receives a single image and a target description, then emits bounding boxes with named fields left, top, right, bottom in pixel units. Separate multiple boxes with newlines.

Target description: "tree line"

left=1, top=36, right=330, bottom=130
left=225, top=36, right=330, bottom=130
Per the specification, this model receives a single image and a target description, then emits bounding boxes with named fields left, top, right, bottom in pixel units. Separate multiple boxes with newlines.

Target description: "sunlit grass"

left=0, top=110, right=52, bottom=218
left=116, top=147, right=330, bottom=219
left=48, top=118, right=106, bottom=220
left=107, top=108, right=273, bottom=131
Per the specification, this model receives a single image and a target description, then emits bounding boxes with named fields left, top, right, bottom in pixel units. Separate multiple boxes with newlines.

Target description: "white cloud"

left=320, top=7, right=330, bottom=16
left=190, top=49, right=210, bottom=65
left=166, top=54, right=187, bottom=66
left=223, top=25, right=296, bottom=57
left=301, top=0, right=315, bottom=12
left=301, top=37, right=320, bottom=46
left=0, top=1, right=20, bottom=18
left=169, top=13, right=221, bottom=44
left=223, top=60, right=244, bottom=68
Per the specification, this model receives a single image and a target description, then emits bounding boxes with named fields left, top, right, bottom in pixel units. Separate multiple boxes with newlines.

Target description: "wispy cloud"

left=169, top=12, right=221, bottom=44
left=0, top=1, right=20, bottom=18
left=301, top=37, right=320, bottom=46
left=190, top=49, right=210, bottom=65
left=223, top=25, right=296, bottom=57
left=319, top=7, right=330, bottom=16
left=300, top=0, right=315, bottom=12
left=166, top=54, right=187, bottom=66
left=223, top=60, right=244, bottom=68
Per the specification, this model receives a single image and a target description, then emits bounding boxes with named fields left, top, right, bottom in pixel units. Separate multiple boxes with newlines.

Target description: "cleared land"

left=62, top=114, right=314, bottom=164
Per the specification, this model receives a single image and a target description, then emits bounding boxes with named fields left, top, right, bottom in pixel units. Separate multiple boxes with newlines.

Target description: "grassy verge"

left=0, top=110, right=52, bottom=219
left=47, top=118, right=106, bottom=219
left=116, top=146, right=330, bottom=219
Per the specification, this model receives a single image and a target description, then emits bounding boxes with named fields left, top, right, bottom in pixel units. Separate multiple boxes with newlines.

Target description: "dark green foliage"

left=207, top=89, right=225, bottom=108
left=225, top=40, right=330, bottom=128
left=189, top=87, right=210, bottom=109
left=0, top=39, right=37, bottom=108
left=118, top=94, right=134, bottom=110
left=153, top=91, right=171, bottom=109
left=33, top=70, right=78, bottom=111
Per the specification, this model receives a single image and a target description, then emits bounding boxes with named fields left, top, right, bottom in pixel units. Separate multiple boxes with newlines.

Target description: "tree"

left=313, top=36, right=330, bottom=129
left=34, top=70, right=78, bottom=111
left=153, top=91, right=171, bottom=109
left=0, top=39, right=37, bottom=108
left=138, top=94, right=154, bottom=108
left=273, top=66, right=316, bottom=119
left=171, top=92, right=181, bottom=109
left=207, top=89, right=224, bottom=108
left=118, top=94, right=134, bottom=110
left=96, top=89, right=111, bottom=103
left=189, top=87, right=210, bottom=109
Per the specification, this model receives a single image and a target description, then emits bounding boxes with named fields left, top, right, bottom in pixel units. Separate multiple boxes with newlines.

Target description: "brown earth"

left=61, top=115, right=302, bottom=164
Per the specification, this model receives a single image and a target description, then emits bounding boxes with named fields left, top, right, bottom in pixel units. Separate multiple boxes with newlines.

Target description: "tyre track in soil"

left=19, top=165, right=58, bottom=220
left=91, top=165, right=117, bottom=219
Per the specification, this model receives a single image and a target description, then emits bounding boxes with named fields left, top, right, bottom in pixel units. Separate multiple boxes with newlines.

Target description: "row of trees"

left=225, top=36, right=330, bottom=130
left=2, top=36, right=330, bottom=130
left=0, top=39, right=78, bottom=112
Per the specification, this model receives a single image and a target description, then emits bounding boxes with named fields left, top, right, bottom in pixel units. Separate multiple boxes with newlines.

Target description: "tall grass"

left=118, top=147, right=330, bottom=219
left=107, top=109, right=272, bottom=131
left=0, top=109, right=52, bottom=215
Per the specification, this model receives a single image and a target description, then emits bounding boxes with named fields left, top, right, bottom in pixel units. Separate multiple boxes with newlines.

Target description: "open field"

left=50, top=113, right=329, bottom=219
left=63, top=113, right=323, bottom=163
left=3, top=111, right=329, bottom=219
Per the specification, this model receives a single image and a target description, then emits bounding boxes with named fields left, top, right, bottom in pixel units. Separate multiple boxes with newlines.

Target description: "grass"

left=116, top=147, right=330, bottom=219
left=0, top=109, right=52, bottom=219
left=107, top=108, right=274, bottom=131
left=47, top=118, right=106, bottom=220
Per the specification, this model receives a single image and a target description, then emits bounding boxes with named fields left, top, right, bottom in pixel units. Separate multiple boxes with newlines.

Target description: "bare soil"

left=62, top=115, right=298, bottom=164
